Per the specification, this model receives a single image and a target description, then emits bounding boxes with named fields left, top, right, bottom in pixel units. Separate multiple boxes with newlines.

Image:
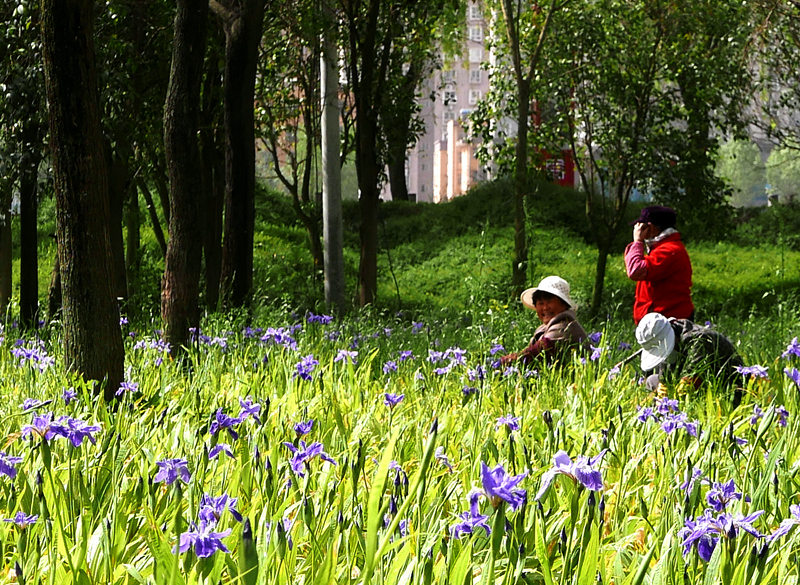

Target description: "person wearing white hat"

left=635, top=312, right=743, bottom=403
left=500, top=276, right=589, bottom=366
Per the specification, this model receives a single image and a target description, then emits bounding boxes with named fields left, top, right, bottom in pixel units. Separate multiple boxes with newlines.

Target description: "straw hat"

left=520, top=276, right=575, bottom=311
left=635, top=312, right=676, bottom=371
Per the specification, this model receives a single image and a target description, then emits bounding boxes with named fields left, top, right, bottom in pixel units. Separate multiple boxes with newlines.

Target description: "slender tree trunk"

left=108, top=152, right=129, bottom=301
left=40, top=0, right=124, bottom=399
left=19, top=156, right=40, bottom=328
left=199, top=38, right=224, bottom=310
left=387, top=150, right=409, bottom=201
left=0, top=193, right=11, bottom=314
left=217, top=0, right=264, bottom=308
left=47, top=254, right=61, bottom=321
left=162, top=0, right=208, bottom=357
left=125, top=184, right=140, bottom=283
left=590, top=239, right=612, bottom=316
left=512, top=81, right=530, bottom=296
left=321, top=8, right=345, bottom=311
left=137, top=178, right=168, bottom=257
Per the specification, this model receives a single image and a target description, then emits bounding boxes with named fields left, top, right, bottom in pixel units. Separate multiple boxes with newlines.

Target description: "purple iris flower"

left=480, top=462, right=527, bottom=510
left=209, top=443, right=234, bottom=459
left=306, top=312, right=333, bottom=325
left=735, top=364, right=769, bottom=378
left=785, top=367, right=800, bottom=388
left=751, top=405, right=765, bottom=426
left=294, top=420, right=314, bottom=436
left=383, top=393, right=405, bottom=409
left=154, top=458, right=191, bottom=485
left=412, top=321, right=425, bottom=332
left=427, top=350, right=445, bottom=364
left=238, top=397, right=261, bottom=423
left=21, top=398, right=44, bottom=410
left=177, top=520, right=232, bottom=557
left=283, top=440, right=337, bottom=477
left=618, top=341, right=632, bottom=350
left=706, top=479, right=743, bottom=512
left=768, top=504, right=800, bottom=543
left=636, top=407, right=656, bottom=423
left=588, top=331, right=603, bottom=344
left=496, top=415, right=520, bottom=431
left=383, top=360, right=398, bottom=374
left=451, top=491, right=492, bottom=539
left=209, top=409, right=242, bottom=441
left=398, top=350, right=414, bottom=361
left=0, top=452, right=23, bottom=479
left=62, top=387, right=77, bottom=406
left=462, top=386, right=478, bottom=397
left=782, top=337, right=800, bottom=359
left=467, top=365, right=487, bottom=381
left=59, top=417, right=102, bottom=447
left=295, top=355, right=319, bottom=381
left=445, top=347, right=467, bottom=365
left=334, top=349, right=358, bottom=364
left=680, top=467, right=705, bottom=493
left=680, top=509, right=764, bottom=562
left=489, top=343, right=505, bottom=355
left=655, top=397, right=680, bottom=415
left=260, top=327, right=298, bottom=351
left=535, top=450, right=606, bottom=501
left=589, top=346, right=604, bottom=361
left=608, top=365, right=621, bottom=379
left=199, top=493, right=243, bottom=524
left=435, top=447, right=453, bottom=472
left=3, top=511, right=38, bottom=528
left=776, top=405, right=790, bottom=427
left=115, top=381, right=139, bottom=397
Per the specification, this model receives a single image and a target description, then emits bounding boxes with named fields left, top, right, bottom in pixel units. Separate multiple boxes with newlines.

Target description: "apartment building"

left=403, top=2, right=490, bottom=203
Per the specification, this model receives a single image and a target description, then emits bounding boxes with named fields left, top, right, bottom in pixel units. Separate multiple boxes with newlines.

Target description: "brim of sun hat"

left=639, top=326, right=675, bottom=371
left=520, top=285, right=574, bottom=311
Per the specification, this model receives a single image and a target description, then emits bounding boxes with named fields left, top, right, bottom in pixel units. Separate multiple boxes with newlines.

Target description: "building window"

left=469, top=68, right=481, bottom=84
left=444, top=111, right=456, bottom=122
left=441, top=70, right=455, bottom=84
left=468, top=25, right=483, bottom=42
left=468, top=3, right=481, bottom=20
left=468, top=89, right=482, bottom=105
left=443, top=90, right=457, bottom=105
left=468, top=47, right=482, bottom=63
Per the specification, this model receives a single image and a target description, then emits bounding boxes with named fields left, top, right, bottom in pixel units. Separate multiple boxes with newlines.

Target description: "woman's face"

left=534, top=293, right=569, bottom=325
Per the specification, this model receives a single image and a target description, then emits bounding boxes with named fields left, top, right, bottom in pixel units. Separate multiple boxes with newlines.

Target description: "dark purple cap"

left=630, top=205, right=676, bottom=228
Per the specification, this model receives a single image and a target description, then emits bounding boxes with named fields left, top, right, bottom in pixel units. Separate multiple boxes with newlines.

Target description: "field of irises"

left=1, top=307, right=800, bottom=585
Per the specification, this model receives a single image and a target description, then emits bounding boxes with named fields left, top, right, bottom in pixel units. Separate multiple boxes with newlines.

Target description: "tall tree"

left=321, top=0, right=346, bottom=311
left=162, top=0, right=208, bottom=356
left=212, top=0, right=265, bottom=308
left=40, top=0, right=124, bottom=399
left=0, top=0, right=47, bottom=322
left=493, top=0, right=564, bottom=296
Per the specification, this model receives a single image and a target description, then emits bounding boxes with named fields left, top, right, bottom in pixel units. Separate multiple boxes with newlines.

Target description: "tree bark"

left=321, top=8, right=346, bottom=311
left=108, top=151, right=129, bottom=301
left=18, top=153, right=40, bottom=328
left=0, top=193, right=11, bottom=314
left=162, top=0, right=208, bottom=357
left=47, top=254, right=61, bottom=321
left=40, top=0, right=124, bottom=400
left=216, top=0, right=264, bottom=308
left=512, top=81, right=530, bottom=297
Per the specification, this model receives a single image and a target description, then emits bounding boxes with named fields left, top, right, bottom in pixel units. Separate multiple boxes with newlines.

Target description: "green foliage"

left=716, top=139, right=767, bottom=207
left=765, top=145, right=800, bottom=202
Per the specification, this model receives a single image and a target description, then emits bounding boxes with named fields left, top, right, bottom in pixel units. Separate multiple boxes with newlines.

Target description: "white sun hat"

left=520, top=276, right=575, bottom=311
left=636, top=312, right=676, bottom=371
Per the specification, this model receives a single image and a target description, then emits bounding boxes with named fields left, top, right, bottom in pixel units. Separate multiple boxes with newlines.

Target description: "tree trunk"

left=218, top=0, right=264, bottom=308
left=512, top=81, right=530, bottom=296
left=387, top=149, right=409, bottom=201
left=321, top=11, right=346, bottom=311
left=40, top=0, right=124, bottom=400
left=162, top=0, right=208, bottom=357
left=590, top=238, right=612, bottom=316
left=125, top=183, right=140, bottom=284
left=0, top=193, right=11, bottom=314
left=19, top=155, right=40, bottom=328
left=108, top=151, right=129, bottom=301
left=137, top=178, right=168, bottom=257
left=47, top=254, right=61, bottom=321
left=199, top=38, right=224, bottom=310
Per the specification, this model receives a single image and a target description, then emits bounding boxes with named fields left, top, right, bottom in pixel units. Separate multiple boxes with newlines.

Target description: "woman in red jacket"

left=624, top=206, right=694, bottom=325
